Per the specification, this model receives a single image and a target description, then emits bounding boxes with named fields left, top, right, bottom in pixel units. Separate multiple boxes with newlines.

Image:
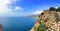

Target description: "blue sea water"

left=0, top=16, right=37, bottom=31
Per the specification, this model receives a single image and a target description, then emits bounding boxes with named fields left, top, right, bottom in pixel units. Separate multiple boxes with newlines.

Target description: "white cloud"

left=27, top=10, right=43, bottom=16
left=32, top=10, right=43, bottom=15
left=15, top=6, right=23, bottom=10
left=0, top=0, right=17, bottom=13
left=0, top=0, right=10, bottom=13
left=55, top=7, right=58, bottom=9
left=0, top=0, right=24, bottom=16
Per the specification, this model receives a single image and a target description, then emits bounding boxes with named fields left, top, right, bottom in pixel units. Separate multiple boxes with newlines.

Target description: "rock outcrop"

left=30, top=10, right=60, bottom=31
left=0, top=24, right=2, bottom=31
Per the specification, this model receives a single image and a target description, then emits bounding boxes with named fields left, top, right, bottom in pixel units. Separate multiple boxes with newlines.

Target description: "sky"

left=0, top=0, right=60, bottom=16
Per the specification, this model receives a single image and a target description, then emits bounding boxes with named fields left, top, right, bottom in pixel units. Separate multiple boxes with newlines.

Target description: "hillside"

left=30, top=7, right=60, bottom=31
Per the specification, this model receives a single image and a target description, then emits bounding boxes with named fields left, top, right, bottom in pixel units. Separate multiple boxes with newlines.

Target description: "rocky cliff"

left=0, top=24, right=2, bottom=31
left=30, top=10, right=60, bottom=31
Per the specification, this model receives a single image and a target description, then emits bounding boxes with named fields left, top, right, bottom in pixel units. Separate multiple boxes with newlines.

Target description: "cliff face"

left=0, top=24, right=2, bottom=31
left=30, top=10, right=60, bottom=31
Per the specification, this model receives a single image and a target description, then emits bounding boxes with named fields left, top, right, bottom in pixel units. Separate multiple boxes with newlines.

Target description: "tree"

left=49, top=7, right=56, bottom=11
left=56, top=7, right=60, bottom=12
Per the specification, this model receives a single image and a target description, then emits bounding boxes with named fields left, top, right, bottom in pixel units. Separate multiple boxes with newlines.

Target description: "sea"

left=0, top=16, right=37, bottom=31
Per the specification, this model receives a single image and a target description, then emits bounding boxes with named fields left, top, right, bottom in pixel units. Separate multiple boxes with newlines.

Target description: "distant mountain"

left=28, top=14, right=39, bottom=17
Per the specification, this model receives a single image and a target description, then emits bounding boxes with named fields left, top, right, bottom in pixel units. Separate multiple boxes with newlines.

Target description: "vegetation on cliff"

left=36, top=24, right=47, bottom=31
left=49, top=7, right=60, bottom=12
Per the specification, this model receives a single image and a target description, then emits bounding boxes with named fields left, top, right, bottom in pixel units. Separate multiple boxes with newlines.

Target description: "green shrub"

left=49, top=7, right=60, bottom=12
left=49, top=7, right=56, bottom=11
left=56, top=7, right=60, bottom=12
left=36, top=24, right=47, bottom=31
